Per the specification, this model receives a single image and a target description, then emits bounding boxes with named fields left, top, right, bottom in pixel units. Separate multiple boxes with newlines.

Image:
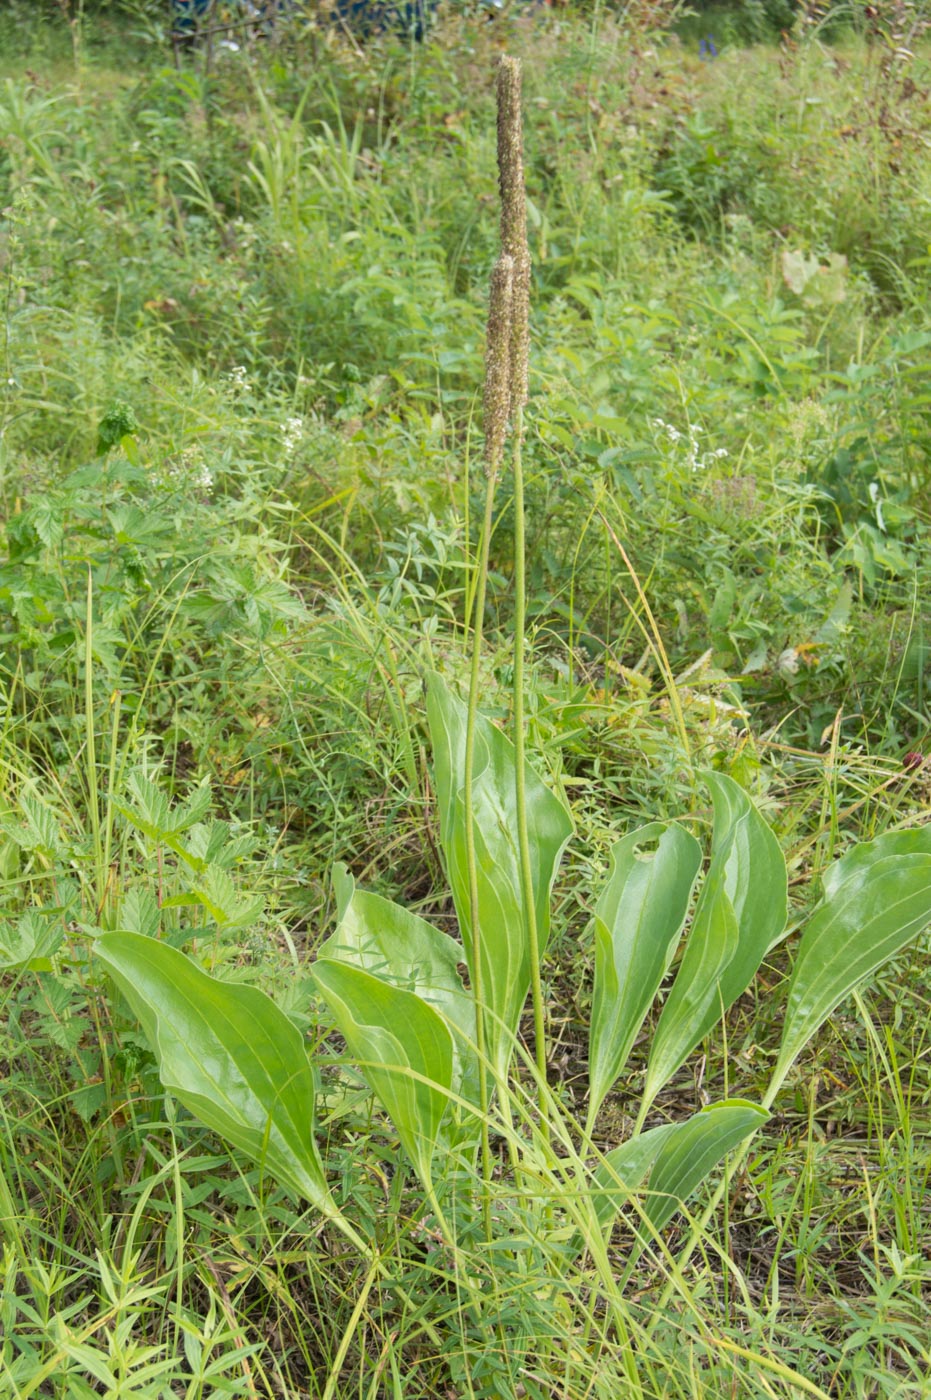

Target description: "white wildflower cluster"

left=226, top=365, right=251, bottom=395
left=868, top=480, right=886, bottom=533
left=651, top=418, right=729, bottom=473
left=281, top=416, right=304, bottom=457
left=158, top=447, right=214, bottom=497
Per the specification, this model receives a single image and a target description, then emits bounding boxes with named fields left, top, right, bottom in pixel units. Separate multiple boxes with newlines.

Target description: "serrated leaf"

left=0, top=911, right=63, bottom=968
left=117, top=888, right=160, bottom=940
left=313, top=958, right=454, bottom=1190
left=588, top=822, right=701, bottom=1127
left=96, top=933, right=332, bottom=1211
left=427, top=675, right=573, bottom=1084
left=185, top=866, right=264, bottom=930
left=2, top=794, right=64, bottom=856
left=770, top=831, right=931, bottom=1098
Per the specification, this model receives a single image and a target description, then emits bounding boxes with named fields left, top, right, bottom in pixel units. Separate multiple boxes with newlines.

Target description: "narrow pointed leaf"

left=427, top=675, right=573, bottom=1083
left=313, top=958, right=454, bottom=1190
left=320, top=864, right=480, bottom=1119
left=771, top=831, right=931, bottom=1096
left=96, top=933, right=332, bottom=1211
left=644, top=774, right=786, bottom=1107
left=588, top=822, right=701, bottom=1125
left=701, top=773, right=787, bottom=1007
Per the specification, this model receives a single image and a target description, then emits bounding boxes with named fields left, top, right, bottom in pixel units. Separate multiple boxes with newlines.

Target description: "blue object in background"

left=699, top=34, right=718, bottom=59
left=171, top=0, right=211, bottom=34
left=331, top=0, right=437, bottom=39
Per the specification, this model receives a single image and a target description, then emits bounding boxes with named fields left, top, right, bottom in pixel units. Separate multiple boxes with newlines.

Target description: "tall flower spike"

left=496, top=57, right=530, bottom=413
left=483, top=253, right=514, bottom=478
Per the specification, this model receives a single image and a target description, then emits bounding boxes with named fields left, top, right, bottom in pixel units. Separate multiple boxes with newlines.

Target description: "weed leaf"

left=96, top=933, right=332, bottom=1211
left=313, top=958, right=455, bottom=1191
left=427, top=674, right=573, bottom=1084
left=590, top=1100, right=767, bottom=1241
left=588, top=822, right=701, bottom=1126
left=771, top=830, right=931, bottom=1096
left=320, top=865, right=480, bottom=1122
left=643, top=774, right=786, bottom=1108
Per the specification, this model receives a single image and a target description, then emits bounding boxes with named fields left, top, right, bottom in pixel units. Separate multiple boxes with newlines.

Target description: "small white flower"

left=778, top=647, right=801, bottom=678
left=281, top=416, right=304, bottom=456
left=869, top=481, right=886, bottom=533
left=226, top=365, right=250, bottom=394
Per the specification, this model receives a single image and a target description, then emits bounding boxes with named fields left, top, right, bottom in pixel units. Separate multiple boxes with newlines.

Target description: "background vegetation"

left=1, top=1, right=930, bottom=1395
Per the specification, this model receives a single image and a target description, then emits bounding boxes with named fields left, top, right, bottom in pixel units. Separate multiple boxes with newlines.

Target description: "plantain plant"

left=93, top=56, right=931, bottom=1282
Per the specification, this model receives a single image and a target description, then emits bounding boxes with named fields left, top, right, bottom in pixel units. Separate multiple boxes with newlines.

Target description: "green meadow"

left=1, top=2, right=930, bottom=1395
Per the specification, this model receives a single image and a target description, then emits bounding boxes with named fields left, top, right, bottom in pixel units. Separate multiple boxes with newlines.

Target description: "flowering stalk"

left=496, top=56, right=552, bottom=1148
left=465, top=251, right=514, bottom=1233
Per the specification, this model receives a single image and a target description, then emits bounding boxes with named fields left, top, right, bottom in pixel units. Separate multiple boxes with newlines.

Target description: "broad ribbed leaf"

left=313, top=959, right=454, bottom=1190
left=588, top=822, right=701, bottom=1128
left=590, top=1101, right=766, bottom=1239
left=427, top=675, right=573, bottom=1084
left=643, top=774, right=786, bottom=1110
left=590, top=1122, right=676, bottom=1234
left=644, top=1099, right=767, bottom=1235
left=701, top=773, right=787, bottom=1006
left=320, top=864, right=480, bottom=1126
left=642, top=863, right=738, bottom=1109
left=96, top=933, right=331, bottom=1211
left=770, top=830, right=931, bottom=1099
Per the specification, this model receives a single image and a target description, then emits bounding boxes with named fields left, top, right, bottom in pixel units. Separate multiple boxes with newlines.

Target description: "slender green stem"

left=101, top=689, right=121, bottom=923
left=84, top=569, right=103, bottom=909
left=511, top=406, right=550, bottom=1148
left=463, top=468, right=498, bottom=1238
left=321, top=1252, right=380, bottom=1400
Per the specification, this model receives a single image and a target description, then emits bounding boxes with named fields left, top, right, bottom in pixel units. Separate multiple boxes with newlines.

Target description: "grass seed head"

left=496, top=56, right=530, bottom=414
left=483, top=253, right=514, bottom=477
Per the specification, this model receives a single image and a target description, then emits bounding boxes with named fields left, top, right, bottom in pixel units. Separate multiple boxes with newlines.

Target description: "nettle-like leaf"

left=642, top=774, right=787, bottom=1112
left=161, top=866, right=264, bottom=931
left=587, top=822, right=701, bottom=1130
left=590, top=1100, right=768, bottom=1240
left=320, top=864, right=480, bottom=1125
left=312, top=958, right=454, bottom=1192
left=427, top=675, right=573, bottom=1085
left=116, top=887, right=160, bottom=940
left=769, top=828, right=931, bottom=1100
left=117, top=773, right=213, bottom=854
left=0, top=911, right=63, bottom=969
left=96, top=933, right=332, bottom=1212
